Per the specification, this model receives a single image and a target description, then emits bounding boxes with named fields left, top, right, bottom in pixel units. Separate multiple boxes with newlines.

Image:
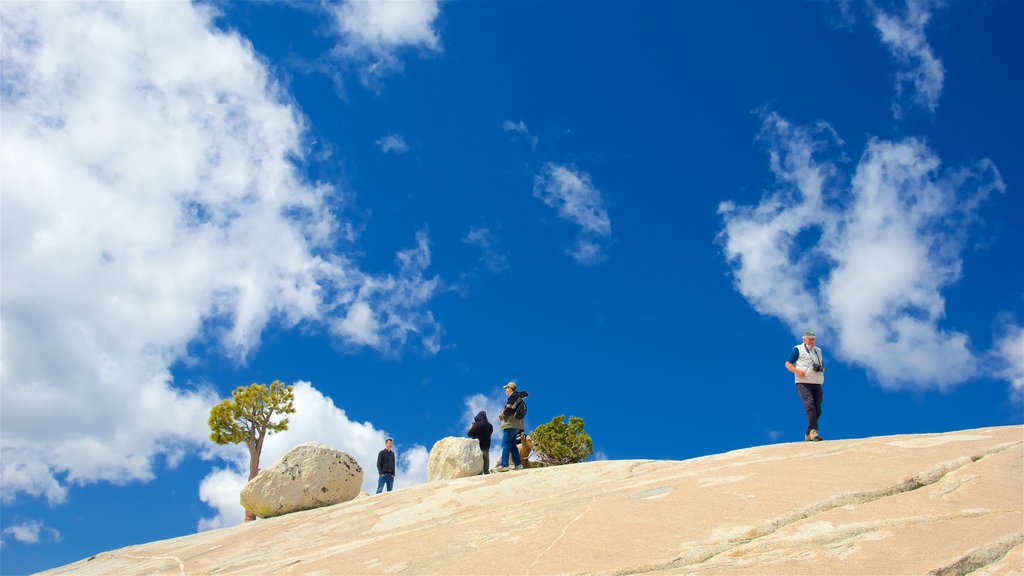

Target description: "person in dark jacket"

left=467, top=411, right=494, bottom=475
left=376, top=438, right=396, bottom=493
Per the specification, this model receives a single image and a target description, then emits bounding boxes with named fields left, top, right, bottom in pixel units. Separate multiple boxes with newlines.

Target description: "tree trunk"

left=243, top=443, right=261, bottom=522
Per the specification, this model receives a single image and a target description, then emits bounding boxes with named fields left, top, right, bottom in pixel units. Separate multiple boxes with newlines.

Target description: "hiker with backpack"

left=467, top=410, right=494, bottom=475
left=494, top=381, right=528, bottom=472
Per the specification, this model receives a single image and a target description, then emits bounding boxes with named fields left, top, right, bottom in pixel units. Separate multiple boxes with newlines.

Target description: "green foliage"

left=208, top=381, right=295, bottom=519
left=208, top=380, right=295, bottom=453
left=530, top=415, right=594, bottom=466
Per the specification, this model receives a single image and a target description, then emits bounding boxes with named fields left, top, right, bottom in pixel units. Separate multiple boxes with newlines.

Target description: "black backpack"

left=513, top=397, right=528, bottom=420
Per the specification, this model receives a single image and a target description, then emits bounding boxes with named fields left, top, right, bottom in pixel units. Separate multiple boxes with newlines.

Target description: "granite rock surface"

left=39, top=426, right=1023, bottom=575
left=427, top=436, right=485, bottom=481
left=239, top=442, right=362, bottom=519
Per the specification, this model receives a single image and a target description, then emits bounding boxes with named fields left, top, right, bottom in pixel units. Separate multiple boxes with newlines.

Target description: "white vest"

left=793, top=343, right=825, bottom=385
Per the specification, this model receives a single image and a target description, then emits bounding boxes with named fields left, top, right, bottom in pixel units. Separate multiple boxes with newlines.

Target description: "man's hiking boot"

left=493, top=465, right=510, bottom=473
left=808, top=429, right=823, bottom=441
left=513, top=465, right=524, bottom=470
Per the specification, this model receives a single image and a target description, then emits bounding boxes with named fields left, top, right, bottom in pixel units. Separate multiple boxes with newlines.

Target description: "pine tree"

left=208, top=380, right=295, bottom=521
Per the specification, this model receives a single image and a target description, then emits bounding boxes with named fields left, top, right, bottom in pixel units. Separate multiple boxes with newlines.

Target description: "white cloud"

left=719, top=112, right=1007, bottom=392
left=196, top=468, right=246, bottom=531
left=463, top=225, right=510, bottom=273
left=462, top=392, right=505, bottom=435
left=503, top=120, right=538, bottom=149
left=398, top=445, right=430, bottom=488
left=990, top=321, right=1024, bottom=403
left=1, top=2, right=442, bottom=506
left=567, top=238, right=608, bottom=266
left=533, top=163, right=613, bottom=265
left=376, top=133, right=409, bottom=154
left=336, top=301, right=383, bottom=348
left=1, top=521, right=60, bottom=545
left=331, top=0, right=442, bottom=86
left=871, top=0, right=945, bottom=117
left=0, top=459, right=69, bottom=505
left=331, top=230, right=443, bottom=355
left=534, top=164, right=612, bottom=237
left=198, top=381, right=429, bottom=530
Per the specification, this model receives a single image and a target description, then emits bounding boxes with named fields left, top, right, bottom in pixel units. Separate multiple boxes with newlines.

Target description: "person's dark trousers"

left=796, top=383, right=823, bottom=433
left=500, top=428, right=522, bottom=467
left=481, top=450, right=490, bottom=474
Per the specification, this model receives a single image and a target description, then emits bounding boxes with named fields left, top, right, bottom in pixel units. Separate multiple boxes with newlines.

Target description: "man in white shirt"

left=785, top=331, right=826, bottom=441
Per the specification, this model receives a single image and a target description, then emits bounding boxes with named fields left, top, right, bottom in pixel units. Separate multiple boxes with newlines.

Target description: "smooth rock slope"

left=40, top=426, right=1023, bottom=575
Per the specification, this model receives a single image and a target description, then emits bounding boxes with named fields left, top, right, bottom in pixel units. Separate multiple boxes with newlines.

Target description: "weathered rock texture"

left=40, top=426, right=1023, bottom=575
left=239, top=442, right=362, bottom=519
left=427, top=436, right=484, bottom=481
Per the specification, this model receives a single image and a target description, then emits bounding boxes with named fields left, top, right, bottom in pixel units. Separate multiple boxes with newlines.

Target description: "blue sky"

left=1, top=0, right=1022, bottom=573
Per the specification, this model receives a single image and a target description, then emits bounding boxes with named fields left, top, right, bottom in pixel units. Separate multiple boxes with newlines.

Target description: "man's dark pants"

left=796, top=383, right=823, bottom=433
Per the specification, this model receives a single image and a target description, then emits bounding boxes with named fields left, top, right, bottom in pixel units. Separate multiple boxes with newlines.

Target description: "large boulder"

left=240, top=442, right=362, bottom=519
left=427, top=436, right=484, bottom=481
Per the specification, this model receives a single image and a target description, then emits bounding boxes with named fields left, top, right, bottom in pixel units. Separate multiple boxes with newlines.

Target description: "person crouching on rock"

left=494, top=382, right=526, bottom=472
left=467, top=410, right=494, bottom=475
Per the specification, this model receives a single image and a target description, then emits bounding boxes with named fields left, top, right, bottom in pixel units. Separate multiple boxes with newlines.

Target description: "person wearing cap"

left=494, top=381, right=526, bottom=472
left=785, top=331, right=826, bottom=441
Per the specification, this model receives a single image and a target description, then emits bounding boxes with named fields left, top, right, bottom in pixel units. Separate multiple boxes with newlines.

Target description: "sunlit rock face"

left=240, top=442, right=362, bottom=519
left=427, top=436, right=485, bottom=481
left=40, top=426, right=1023, bottom=576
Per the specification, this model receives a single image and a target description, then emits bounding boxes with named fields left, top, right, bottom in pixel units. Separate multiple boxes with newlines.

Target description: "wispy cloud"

left=871, top=0, right=945, bottom=118
left=198, top=381, right=428, bottom=530
left=462, top=392, right=506, bottom=434
left=0, top=2, right=442, bottom=506
left=718, top=111, right=1011, bottom=393
left=376, top=132, right=409, bottom=154
left=331, top=231, right=443, bottom=354
left=463, top=225, right=510, bottom=273
left=0, top=521, right=60, bottom=545
left=330, top=0, right=442, bottom=87
left=533, top=163, right=613, bottom=265
left=503, top=120, right=538, bottom=149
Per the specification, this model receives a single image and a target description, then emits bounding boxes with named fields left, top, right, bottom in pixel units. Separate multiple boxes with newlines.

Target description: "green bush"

left=530, top=415, right=594, bottom=466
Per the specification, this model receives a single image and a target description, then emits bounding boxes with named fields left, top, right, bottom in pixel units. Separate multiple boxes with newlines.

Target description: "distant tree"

left=208, top=380, right=295, bottom=521
left=530, top=415, right=594, bottom=466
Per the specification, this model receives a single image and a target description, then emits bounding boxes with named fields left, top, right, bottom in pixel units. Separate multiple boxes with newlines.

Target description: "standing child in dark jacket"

left=467, top=411, right=494, bottom=475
